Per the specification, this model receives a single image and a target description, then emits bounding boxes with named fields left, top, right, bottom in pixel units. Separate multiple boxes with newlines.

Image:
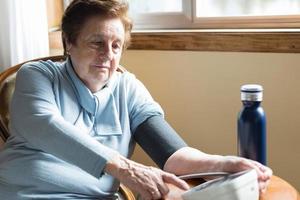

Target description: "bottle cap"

left=241, top=84, right=263, bottom=101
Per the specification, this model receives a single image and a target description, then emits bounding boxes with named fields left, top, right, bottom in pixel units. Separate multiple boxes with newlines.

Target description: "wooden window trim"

left=192, top=16, right=300, bottom=29
left=134, top=15, right=300, bottom=30
left=49, top=30, right=300, bottom=53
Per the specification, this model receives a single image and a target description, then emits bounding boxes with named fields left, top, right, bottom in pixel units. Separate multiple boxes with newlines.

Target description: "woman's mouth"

left=92, top=64, right=109, bottom=69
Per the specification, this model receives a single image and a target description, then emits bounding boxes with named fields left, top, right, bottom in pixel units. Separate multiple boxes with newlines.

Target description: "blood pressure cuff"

left=133, top=115, right=187, bottom=169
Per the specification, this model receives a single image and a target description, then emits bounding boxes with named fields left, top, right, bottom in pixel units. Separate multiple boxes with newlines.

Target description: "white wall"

left=121, top=50, right=300, bottom=190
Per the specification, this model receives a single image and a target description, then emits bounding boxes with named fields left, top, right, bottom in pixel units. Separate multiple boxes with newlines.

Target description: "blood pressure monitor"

left=181, top=169, right=259, bottom=200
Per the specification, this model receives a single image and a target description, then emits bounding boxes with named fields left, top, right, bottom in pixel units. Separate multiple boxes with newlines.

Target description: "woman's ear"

left=66, top=41, right=72, bottom=52
left=62, top=33, right=72, bottom=55
left=66, top=42, right=72, bottom=54
left=65, top=41, right=73, bottom=55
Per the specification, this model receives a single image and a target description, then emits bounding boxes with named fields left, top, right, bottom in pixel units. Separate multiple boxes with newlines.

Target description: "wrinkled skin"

left=105, top=147, right=272, bottom=200
left=105, top=154, right=189, bottom=200
left=163, top=147, right=273, bottom=199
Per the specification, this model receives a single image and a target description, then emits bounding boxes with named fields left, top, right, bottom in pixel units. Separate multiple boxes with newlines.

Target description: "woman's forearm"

left=163, top=147, right=224, bottom=175
left=164, top=146, right=273, bottom=194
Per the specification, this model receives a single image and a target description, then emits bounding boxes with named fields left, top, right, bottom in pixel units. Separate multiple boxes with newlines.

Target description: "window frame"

left=131, top=0, right=300, bottom=30
left=131, top=0, right=193, bottom=30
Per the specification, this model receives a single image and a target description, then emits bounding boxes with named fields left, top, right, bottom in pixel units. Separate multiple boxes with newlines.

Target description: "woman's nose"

left=99, top=45, right=113, bottom=61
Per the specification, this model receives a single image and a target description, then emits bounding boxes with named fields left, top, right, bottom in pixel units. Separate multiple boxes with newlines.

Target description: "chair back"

left=0, top=55, right=135, bottom=200
left=0, top=55, right=65, bottom=141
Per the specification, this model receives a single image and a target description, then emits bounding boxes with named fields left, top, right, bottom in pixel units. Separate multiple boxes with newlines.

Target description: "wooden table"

left=164, top=175, right=299, bottom=200
left=260, top=176, right=299, bottom=200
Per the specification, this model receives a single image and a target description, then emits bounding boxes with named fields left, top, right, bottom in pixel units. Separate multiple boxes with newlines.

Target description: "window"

left=128, top=0, right=300, bottom=29
left=53, top=0, right=300, bottom=53
left=64, top=0, right=191, bottom=29
left=195, top=0, right=300, bottom=17
left=128, top=0, right=192, bottom=29
left=129, top=0, right=182, bottom=13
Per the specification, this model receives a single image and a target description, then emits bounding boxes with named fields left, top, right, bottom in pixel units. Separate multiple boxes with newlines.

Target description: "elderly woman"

left=0, top=0, right=272, bottom=199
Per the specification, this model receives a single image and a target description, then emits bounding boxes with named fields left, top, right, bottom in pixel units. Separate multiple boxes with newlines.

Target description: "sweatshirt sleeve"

left=124, top=72, right=164, bottom=133
left=10, top=63, right=119, bottom=178
left=134, top=115, right=187, bottom=169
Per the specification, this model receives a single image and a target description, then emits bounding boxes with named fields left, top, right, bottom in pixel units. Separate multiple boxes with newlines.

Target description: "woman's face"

left=67, top=16, right=125, bottom=92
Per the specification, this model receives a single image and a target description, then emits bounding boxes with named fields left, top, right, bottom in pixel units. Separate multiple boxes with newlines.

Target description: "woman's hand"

left=220, top=156, right=273, bottom=194
left=105, top=154, right=189, bottom=200
left=164, top=147, right=273, bottom=195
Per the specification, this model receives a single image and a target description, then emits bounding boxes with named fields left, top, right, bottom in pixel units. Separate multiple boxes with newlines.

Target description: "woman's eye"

left=112, top=43, right=121, bottom=51
left=91, top=41, right=104, bottom=47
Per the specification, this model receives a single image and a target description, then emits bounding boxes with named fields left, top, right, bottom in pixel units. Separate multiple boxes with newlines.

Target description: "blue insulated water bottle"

left=238, top=84, right=266, bottom=165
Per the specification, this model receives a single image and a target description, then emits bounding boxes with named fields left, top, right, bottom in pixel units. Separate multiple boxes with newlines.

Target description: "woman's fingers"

left=221, top=156, right=273, bottom=194
left=155, top=176, right=170, bottom=195
left=224, top=156, right=272, bottom=180
left=163, top=172, right=190, bottom=190
left=110, top=157, right=183, bottom=199
left=252, top=160, right=273, bottom=181
left=258, top=178, right=271, bottom=194
left=253, top=162, right=272, bottom=193
left=253, top=164, right=272, bottom=194
left=135, top=168, right=188, bottom=199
